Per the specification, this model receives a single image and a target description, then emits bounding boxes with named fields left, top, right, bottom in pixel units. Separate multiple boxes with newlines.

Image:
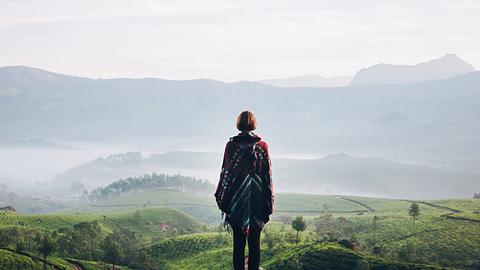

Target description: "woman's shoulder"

left=255, top=140, right=269, bottom=155
left=257, top=140, right=268, bottom=148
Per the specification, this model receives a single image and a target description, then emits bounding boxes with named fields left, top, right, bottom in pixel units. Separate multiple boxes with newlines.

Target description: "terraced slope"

left=0, top=248, right=131, bottom=270
left=149, top=233, right=447, bottom=270
left=0, top=207, right=203, bottom=242
left=66, top=191, right=384, bottom=223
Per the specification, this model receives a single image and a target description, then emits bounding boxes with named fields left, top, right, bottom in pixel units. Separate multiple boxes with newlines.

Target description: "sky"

left=0, top=0, right=479, bottom=82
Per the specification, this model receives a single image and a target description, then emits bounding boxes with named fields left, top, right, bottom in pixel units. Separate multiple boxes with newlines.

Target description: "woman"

left=214, top=111, right=274, bottom=270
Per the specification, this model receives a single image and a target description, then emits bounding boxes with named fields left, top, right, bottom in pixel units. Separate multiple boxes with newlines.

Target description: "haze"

left=1, top=1, right=480, bottom=202
left=1, top=0, right=479, bottom=81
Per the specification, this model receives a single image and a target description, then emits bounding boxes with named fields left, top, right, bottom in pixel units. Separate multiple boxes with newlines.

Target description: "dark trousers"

left=232, top=225, right=261, bottom=270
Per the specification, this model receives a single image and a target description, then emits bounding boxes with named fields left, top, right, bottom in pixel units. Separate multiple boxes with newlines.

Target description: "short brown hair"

left=236, top=111, right=257, bottom=131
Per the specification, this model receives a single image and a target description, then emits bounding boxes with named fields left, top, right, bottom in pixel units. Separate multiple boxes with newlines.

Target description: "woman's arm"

left=261, top=142, right=274, bottom=216
left=214, top=141, right=233, bottom=213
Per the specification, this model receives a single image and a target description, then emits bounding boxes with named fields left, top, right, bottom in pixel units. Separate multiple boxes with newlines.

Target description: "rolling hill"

left=52, top=151, right=480, bottom=199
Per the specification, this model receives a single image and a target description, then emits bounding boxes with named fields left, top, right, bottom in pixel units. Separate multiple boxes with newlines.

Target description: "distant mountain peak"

left=350, top=54, right=476, bottom=85
left=438, top=53, right=462, bottom=60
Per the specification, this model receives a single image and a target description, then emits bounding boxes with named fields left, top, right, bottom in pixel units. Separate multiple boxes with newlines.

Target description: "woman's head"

left=236, top=111, right=257, bottom=132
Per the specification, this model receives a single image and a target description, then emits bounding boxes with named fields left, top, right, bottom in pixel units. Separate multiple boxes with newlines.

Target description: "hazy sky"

left=1, top=0, right=479, bottom=81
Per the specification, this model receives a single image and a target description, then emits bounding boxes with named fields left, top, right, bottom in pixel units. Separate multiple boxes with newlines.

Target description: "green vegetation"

left=0, top=208, right=203, bottom=269
left=0, top=207, right=202, bottom=242
left=1, top=192, right=479, bottom=269
left=149, top=232, right=230, bottom=267
left=263, top=242, right=444, bottom=270
left=0, top=249, right=44, bottom=270
left=147, top=230, right=447, bottom=270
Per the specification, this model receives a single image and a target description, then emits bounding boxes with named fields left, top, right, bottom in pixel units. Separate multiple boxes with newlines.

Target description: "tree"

left=291, top=216, right=307, bottom=242
left=337, top=217, right=354, bottom=239
left=102, top=236, right=121, bottom=270
left=38, top=234, right=56, bottom=270
left=314, top=212, right=334, bottom=238
left=372, top=215, right=379, bottom=246
left=398, top=240, right=416, bottom=262
left=408, top=202, right=420, bottom=231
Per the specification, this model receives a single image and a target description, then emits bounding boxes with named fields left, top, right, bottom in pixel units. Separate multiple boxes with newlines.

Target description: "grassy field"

left=66, top=190, right=220, bottom=224
left=62, top=191, right=397, bottom=224
left=2, top=191, right=479, bottom=269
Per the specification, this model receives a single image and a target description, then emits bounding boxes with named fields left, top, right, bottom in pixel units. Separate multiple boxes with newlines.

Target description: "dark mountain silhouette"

left=350, top=54, right=476, bottom=85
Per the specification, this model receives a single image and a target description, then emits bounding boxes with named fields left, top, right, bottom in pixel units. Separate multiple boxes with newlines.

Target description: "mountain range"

left=1, top=55, right=480, bottom=176
left=257, top=54, right=476, bottom=87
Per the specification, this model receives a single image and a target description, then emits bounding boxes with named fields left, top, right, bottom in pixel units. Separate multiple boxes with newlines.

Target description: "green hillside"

left=262, top=242, right=446, bottom=270
left=0, top=207, right=203, bottom=242
left=68, top=189, right=220, bottom=224
left=0, top=249, right=46, bottom=270
left=0, top=207, right=201, bottom=269
left=65, top=190, right=390, bottom=223
left=0, top=248, right=119, bottom=270
left=148, top=233, right=447, bottom=270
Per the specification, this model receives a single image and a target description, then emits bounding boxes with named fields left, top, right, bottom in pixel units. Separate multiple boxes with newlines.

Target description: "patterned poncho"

left=214, top=131, right=274, bottom=236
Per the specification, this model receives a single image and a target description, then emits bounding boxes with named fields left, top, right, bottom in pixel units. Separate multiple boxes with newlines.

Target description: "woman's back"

left=216, top=131, right=273, bottom=234
left=214, top=110, right=274, bottom=270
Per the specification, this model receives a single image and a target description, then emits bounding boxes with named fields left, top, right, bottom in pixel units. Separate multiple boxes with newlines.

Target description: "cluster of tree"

left=263, top=214, right=358, bottom=250
left=0, top=221, right=160, bottom=270
left=312, top=213, right=356, bottom=242
left=0, top=227, right=56, bottom=270
left=87, top=173, right=214, bottom=201
left=262, top=225, right=303, bottom=250
left=474, top=193, right=480, bottom=199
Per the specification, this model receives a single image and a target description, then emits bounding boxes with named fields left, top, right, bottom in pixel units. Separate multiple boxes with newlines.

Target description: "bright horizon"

left=1, top=0, right=479, bottom=82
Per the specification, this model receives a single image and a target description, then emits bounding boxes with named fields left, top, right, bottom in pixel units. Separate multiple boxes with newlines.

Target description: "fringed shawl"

left=214, top=131, right=274, bottom=236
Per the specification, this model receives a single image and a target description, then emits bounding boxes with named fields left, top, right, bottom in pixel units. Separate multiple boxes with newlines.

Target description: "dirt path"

left=64, top=259, right=84, bottom=270
left=274, top=209, right=369, bottom=214
left=338, top=196, right=375, bottom=212
left=403, top=200, right=461, bottom=213
left=89, top=202, right=216, bottom=208
left=404, top=200, right=480, bottom=223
